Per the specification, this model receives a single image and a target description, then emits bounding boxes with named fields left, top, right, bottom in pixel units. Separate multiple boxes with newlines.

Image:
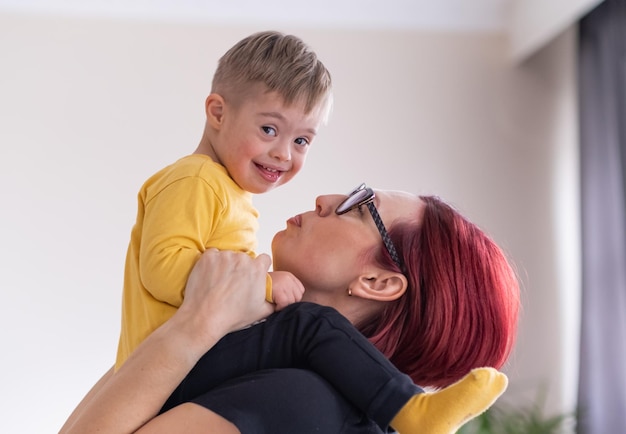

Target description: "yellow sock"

left=390, top=367, right=508, bottom=434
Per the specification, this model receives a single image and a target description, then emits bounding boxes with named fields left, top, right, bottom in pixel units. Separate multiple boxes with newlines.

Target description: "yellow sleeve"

left=265, top=273, right=273, bottom=304
left=139, top=176, right=223, bottom=307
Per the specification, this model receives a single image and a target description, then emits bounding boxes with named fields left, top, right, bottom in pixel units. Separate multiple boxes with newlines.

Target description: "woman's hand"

left=176, top=249, right=275, bottom=346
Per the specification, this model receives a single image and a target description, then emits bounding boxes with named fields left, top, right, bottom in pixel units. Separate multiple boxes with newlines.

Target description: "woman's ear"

left=205, top=93, right=225, bottom=129
left=349, top=271, right=407, bottom=302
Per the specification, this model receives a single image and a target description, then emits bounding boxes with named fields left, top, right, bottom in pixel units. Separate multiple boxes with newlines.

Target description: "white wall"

left=510, top=0, right=602, bottom=61
left=0, top=12, right=579, bottom=432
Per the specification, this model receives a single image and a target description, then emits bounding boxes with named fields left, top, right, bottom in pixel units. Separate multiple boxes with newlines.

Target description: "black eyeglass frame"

left=335, top=183, right=404, bottom=271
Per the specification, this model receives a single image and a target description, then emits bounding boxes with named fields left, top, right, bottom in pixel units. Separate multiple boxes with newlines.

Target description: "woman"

left=61, top=184, right=520, bottom=433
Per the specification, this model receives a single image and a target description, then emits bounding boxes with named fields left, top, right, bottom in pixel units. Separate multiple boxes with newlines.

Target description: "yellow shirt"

left=115, top=154, right=259, bottom=369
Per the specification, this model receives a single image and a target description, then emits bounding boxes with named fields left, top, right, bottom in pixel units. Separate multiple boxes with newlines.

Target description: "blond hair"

left=212, top=31, right=332, bottom=114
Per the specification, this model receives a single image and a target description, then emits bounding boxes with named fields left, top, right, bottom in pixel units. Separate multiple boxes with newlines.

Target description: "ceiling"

left=0, top=0, right=514, bottom=32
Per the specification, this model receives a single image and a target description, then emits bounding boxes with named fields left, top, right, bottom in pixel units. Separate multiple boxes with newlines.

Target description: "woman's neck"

left=302, top=291, right=382, bottom=326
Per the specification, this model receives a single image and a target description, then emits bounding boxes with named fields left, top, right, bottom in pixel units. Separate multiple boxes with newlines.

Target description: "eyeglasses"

left=335, top=183, right=404, bottom=271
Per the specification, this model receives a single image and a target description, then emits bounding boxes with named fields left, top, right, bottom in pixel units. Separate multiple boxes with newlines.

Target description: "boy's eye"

left=261, top=126, right=276, bottom=136
left=294, top=137, right=310, bottom=147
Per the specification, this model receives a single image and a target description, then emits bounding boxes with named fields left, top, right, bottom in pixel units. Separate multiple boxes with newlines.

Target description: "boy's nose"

left=270, top=140, right=291, bottom=162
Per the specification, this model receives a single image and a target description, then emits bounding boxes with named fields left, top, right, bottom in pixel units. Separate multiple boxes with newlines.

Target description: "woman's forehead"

left=373, top=188, right=416, bottom=204
left=374, top=188, right=424, bottom=222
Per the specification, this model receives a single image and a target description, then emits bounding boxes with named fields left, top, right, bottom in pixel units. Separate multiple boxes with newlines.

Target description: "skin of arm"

left=59, top=367, right=115, bottom=432
left=268, top=270, right=305, bottom=310
left=60, top=250, right=274, bottom=434
left=135, top=402, right=240, bottom=434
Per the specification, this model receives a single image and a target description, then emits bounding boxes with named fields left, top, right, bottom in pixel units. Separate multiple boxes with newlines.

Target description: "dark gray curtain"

left=578, top=0, right=626, bottom=432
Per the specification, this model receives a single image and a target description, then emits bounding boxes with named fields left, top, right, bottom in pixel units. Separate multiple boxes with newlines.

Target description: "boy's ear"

left=349, top=271, right=407, bottom=302
left=205, top=93, right=225, bottom=129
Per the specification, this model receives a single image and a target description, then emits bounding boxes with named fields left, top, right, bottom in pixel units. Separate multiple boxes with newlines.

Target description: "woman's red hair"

left=358, top=196, right=520, bottom=388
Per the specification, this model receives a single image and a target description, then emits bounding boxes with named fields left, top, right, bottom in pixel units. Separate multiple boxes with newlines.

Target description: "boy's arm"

left=139, top=177, right=222, bottom=307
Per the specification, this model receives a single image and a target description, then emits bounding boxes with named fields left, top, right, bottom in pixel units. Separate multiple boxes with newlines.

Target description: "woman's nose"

left=315, top=194, right=343, bottom=217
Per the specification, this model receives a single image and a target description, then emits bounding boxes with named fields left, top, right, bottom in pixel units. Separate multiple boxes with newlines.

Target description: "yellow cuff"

left=265, top=274, right=273, bottom=303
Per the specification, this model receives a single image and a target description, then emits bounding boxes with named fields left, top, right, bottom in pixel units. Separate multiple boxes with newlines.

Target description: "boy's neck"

left=194, top=134, right=218, bottom=162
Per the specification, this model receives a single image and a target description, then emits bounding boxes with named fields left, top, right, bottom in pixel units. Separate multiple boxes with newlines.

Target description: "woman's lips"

left=287, top=214, right=302, bottom=227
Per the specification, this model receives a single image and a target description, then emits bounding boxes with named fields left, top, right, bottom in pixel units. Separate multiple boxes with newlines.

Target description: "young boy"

left=115, top=30, right=333, bottom=370
left=114, top=30, right=505, bottom=434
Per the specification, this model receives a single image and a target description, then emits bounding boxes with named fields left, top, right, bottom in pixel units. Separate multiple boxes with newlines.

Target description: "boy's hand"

left=268, top=271, right=305, bottom=310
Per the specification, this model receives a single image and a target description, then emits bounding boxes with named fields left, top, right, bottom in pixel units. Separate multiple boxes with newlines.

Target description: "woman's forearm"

left=60, top=250, right=273, bottom=434
left=59, top=366, right=115, bottom=433
left=61, top=318, right=220, bottom=434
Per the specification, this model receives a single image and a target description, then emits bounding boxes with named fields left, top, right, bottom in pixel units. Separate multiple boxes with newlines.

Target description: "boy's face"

left=209, top=88, right=327, bottom=194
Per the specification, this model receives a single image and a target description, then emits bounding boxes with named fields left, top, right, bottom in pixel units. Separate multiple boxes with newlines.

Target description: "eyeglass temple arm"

left=365, top=202, right=403, bottom=269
